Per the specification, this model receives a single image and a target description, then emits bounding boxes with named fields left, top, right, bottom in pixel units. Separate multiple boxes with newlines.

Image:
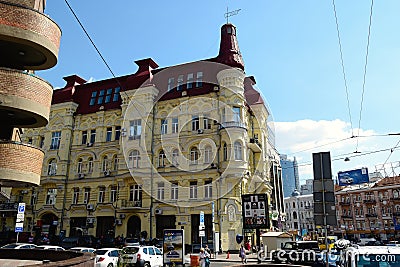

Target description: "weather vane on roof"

left=224, top=7, right=241, bottom=24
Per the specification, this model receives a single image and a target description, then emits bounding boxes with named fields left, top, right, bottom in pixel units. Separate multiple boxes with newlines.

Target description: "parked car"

left=124, top=237, right=140, bottom=247
left=1, top=243, right=36, bottom=249
left=95, top=248, right=120, bottom=267
left=61, top=235, right=98, bottom=249
left=35, top=245, right=65, bottom=251
left=118, top=245, right=163, bottom=267
left=69, top=247, right=96, bottom=253
left=99, top=237, right=115, bottom=248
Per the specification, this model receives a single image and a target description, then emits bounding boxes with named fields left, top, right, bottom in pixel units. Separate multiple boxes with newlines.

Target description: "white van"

left=358, top=238, right=376, bottom=246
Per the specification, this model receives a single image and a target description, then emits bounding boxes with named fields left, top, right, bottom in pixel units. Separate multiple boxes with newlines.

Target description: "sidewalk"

left=210, top=252, right=260, bottom=263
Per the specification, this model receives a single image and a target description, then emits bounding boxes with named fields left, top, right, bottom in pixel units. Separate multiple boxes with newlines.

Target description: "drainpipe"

left=60, top=113, right=75, bottom=235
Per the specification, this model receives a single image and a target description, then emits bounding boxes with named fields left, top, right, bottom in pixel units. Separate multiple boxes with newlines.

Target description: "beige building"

left=9, top=23, right=283, bottom=251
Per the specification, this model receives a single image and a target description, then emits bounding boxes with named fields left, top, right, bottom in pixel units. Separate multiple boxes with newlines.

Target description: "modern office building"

left=7, top=22, right=284, bottom=251
left=280, top=155, right=300, bottom=197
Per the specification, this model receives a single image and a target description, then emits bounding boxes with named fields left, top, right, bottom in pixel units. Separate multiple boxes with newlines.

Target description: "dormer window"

left=227, top=27, right=232, bottom=34
left=177, top=75, right=184, bottom=91
left=89, top=92, right=97, bottom=106
left=168, top=78, right=175, bottom=91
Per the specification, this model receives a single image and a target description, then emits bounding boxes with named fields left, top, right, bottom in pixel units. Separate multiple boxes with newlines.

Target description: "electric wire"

left=355, top=0, right=374, bottom=152
left=332, top=0, right=354, bottom=137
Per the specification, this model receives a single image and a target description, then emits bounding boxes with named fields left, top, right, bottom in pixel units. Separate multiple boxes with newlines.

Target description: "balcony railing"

left=249, top=137, right=262, bottom=153
left=219, top=121, right=246, bottom=129
left=339, top=202, right=351, bottom=205
left=366, top=213, right=377, bottom=218
left=342, top=215, right=353, bottom=219
left=0, top=202, right=18, bottom=211
left=121, top=200, right=142, bottom=208
left=363, top=199, right=376, bottom=204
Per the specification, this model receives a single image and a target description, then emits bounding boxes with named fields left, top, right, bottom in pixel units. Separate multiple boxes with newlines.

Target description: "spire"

left=217, top=24, right=244, bottom=70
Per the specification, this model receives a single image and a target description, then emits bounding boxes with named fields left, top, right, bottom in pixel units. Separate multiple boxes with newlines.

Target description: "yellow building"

left=12, top=23, right=283, bottom=251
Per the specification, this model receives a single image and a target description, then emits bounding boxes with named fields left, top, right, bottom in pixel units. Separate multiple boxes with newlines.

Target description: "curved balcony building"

left=0, top=0, right=61, bottom=186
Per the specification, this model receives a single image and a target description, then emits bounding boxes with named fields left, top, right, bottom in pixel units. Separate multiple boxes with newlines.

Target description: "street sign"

left=15, top=222, right=23, bottom=232
left=18, top=203, right=25, bottom=213
left=200, top=211, right=204, bottom=226
left=16, top=213, right=24, bottom=220
left=199, top=230, right=205, bottom=237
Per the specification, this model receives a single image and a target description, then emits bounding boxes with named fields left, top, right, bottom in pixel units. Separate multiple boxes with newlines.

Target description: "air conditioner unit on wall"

left=116, top=219, right=122, bottom=225
left=213, top=86, right=219, bottom=91
left=87, top=143, right=93, bottom=147
left=87, top=204, right=94, bottom=211
left=104, top=170, right=111, bottom=176
left=86, top=217, right=95, bottom=224
left=155, top=209, right=162, bottom=215
left=197, top=129, right=203, bottom=134
left=78, top=173, right=85, bottom=179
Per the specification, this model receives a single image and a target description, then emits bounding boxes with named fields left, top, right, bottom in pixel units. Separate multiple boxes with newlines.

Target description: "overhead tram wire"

left=355, top=0, right=374, bottom=152
left=64, top=0, right=154, bottom=134
left=332, top=0, right=354, bottom=137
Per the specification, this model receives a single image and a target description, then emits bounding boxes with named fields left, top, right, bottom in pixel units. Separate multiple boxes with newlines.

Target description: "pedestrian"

left=205, top=244, right=211, bottom=258
left=199, top=247, right=210, bottom=267
left=239, top=244, right=247, bottom=264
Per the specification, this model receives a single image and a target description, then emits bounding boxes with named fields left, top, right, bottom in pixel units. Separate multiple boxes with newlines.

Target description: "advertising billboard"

left=242, top=194, right=269, bottom=229
left=163, top=229, right=184, bottom=266
left=337, top=167, right=369, bottom=186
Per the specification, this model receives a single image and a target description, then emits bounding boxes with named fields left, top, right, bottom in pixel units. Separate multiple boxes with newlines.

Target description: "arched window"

left=88, top=157, right=93, bottom=173
left=129, top=150, right=140, bottom=168
left=204, top=146, right=212, bottom=164
left=223, top=143, right=228, bottom=161
left=102, top=156, right=108, bottom=172
left=293, top=211, right=298, bottom=220
left=159, top=150, right=166, bottom=167
left=190, top=147, right=199, bottom=164
left=77, top=158, right=83, bottom=173
left=234, top=141, right=242, bottom=160
left=172, top=149, right=179, bottom=166
left=48, top=159, right=57, bottom=175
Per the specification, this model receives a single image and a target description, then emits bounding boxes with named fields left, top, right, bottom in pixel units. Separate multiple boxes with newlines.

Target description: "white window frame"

left=190, top=182, right=198, bottom=199
left=204, top=180, right=212, bottom=199
left=159, top=150, right=166, bottom=167
left=168, top=77, right=175, bottom=91
left=46, top=189, right=57, bottom=205
left=72, top=188, right=79, bottom=204
left=98, top=187, right=105, bottom=203
left=196, top=72, right=203, bottom=87
left=172, top=149, right=179, bottom=166
left=192, top=116, right=199, bottom=131
left=171, top=182, right=178, bottom=200
left=161, top=119, right=168, bottom=135
left=50, top=131, right=61, bottom=150
left=234, top=141, right=243, bottom=160
left=190, top=147, right=199, bottom=165
left=157, top=182, right=165, bottom=200
left=177, top=75, right=184, bottom=91
left=172, top=118, right=178, bottom=134
left=129, top=119, right=142, bottom=139
left=102, top=156, right=108, bottom=172
left=204, top=146, right=212, bottom=164
left=110, top=186, right=117, bottom=203
left=106, top=127, right=112, bottom=142
left=88, top=158, right=93, bottom=173
left=187, top=73, right=194, bottom=89
left=83, top=188, right=90, bottom=204
left=129, top=150, right=140, bottom=168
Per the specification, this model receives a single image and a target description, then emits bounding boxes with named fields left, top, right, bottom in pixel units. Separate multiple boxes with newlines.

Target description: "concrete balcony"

left=0, top=67, right=53, bottom=128
left=248, top=137, right=262, bottom=153
left=0, top=1, right=61, bottom=70
left=0, top=140, right=44, bottom=186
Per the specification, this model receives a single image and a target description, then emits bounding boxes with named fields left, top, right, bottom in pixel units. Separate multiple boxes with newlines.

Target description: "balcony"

left=0, top=141, right=44, bottom=186
left=366, top=213, right=377, bottom=218
left=342, top=215, right=353, bottom=219
left=0, top=1, right=61, bottom=70
left=363, top=199, right=376, bottom=204
left=0, top=202, right=18, bottom=211
left=0, top=68, right=53, bottom=128
left=248, top=137, right=262, bottom=153
left=219, top=121, right=246, bottom=130
left=121, top=200, right=142, bottom=208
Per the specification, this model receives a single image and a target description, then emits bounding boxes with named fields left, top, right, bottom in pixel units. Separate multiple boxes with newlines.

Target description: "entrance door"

left=228, top=230, right=236, bottom=251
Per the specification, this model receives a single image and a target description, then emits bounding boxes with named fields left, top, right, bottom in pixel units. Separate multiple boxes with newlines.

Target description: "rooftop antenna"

left=225, top=7, right=241, bottom=24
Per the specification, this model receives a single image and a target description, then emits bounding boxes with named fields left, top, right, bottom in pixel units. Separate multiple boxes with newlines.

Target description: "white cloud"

left=274, top=119, right=400, bottom=183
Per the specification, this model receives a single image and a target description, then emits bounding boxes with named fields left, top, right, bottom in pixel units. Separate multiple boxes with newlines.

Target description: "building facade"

left=280, top=155, right=300, bottom=197
left=335, top=176, right=400, bottom=241
left=284, top=193, right=315, bottom=237
left=300, top=179, right=313, bottom=195
left=8, top=23, right=284, bottom=251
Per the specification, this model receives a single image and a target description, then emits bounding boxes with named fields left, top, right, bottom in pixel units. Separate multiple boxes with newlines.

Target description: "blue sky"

left=39, top=1, right=400, bottom=183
